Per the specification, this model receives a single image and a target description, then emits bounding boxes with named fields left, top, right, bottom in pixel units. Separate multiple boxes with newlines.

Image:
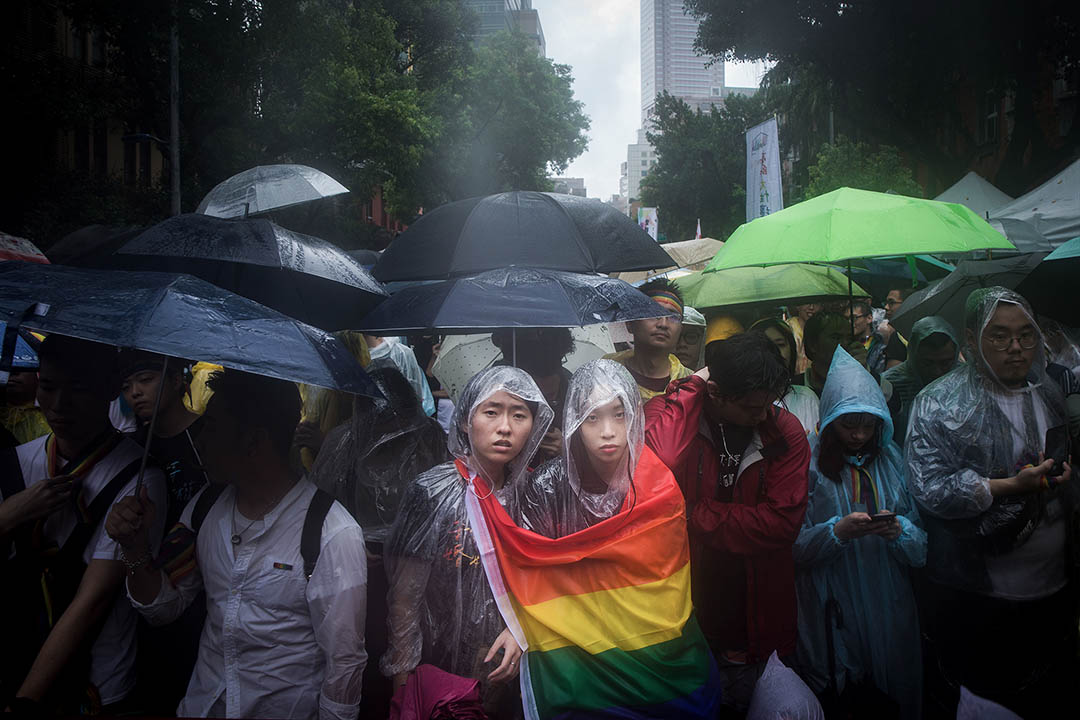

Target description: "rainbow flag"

left=461, top=446, right=721, bottom=719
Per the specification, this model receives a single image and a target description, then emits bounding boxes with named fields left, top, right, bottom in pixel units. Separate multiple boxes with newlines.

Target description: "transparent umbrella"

left=195, top=164, right=349, bottom=219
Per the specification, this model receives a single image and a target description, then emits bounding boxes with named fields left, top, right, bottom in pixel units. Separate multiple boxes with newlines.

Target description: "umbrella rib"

left=540, top=193, right=595, bottom=271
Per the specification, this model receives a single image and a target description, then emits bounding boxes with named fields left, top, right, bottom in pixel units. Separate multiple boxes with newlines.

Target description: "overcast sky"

left=532, top=0, right=767, bottom=200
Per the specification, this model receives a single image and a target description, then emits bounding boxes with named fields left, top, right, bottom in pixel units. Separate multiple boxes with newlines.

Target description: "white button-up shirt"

left=131, top=479, right=367, bottom=720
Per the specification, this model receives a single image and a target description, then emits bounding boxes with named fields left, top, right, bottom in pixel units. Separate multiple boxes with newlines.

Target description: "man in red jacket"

left=645, top=333, right=810, bottom=712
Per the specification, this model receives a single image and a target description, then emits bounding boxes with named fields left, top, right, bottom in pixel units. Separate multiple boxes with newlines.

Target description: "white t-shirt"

left=14, top=434, right=167, bottom=705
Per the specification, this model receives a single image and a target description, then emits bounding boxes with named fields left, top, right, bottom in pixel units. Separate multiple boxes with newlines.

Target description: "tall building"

left=626, top=129, right=657, bottom=203
left=462, top=0, right=545, bottom=57
left=550, top=176, right=587, bottom=197
left=640, top=0, right=725, bottom=124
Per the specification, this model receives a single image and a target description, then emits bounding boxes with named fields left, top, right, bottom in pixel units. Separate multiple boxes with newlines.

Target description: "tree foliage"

left=640, top=92, right=767, bottom=243
left=686, top=0, right=1080, bottom=195
left=3, top=1, right=589, bottom=245
left=806, top=137, right=922, bottom=199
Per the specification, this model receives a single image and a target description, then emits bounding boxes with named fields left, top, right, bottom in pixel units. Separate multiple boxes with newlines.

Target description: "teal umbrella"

left=707, top=188, right=1016, bottom=271
left=1015, top=236, right=1080, bottom=326
left=676, top=264, right=870, bottom=312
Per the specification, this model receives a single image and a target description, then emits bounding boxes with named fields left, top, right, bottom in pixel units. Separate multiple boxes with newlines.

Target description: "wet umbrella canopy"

left=195, top=163, right=349, bottom=219
left=118, top=214, right=387, bottom=331
left=372, top=191, right=676, bottom=281
left=0, top=262, right=379, bottom=396
left=358, top=267, right=673, bottom=335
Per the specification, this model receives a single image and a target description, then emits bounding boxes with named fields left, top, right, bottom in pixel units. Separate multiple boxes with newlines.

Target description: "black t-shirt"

left=129, top=417, right=207, bottom=530
left=885, top=331, right=908, bottom=363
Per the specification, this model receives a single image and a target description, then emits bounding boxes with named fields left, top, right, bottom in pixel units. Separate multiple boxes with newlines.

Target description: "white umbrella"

left=431, top=325, right=616, bottom=403
left=196, top=164, right=349, bottom=219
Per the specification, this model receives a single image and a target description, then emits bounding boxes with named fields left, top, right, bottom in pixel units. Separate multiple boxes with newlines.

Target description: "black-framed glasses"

left=984, top=328, right=1038, bottom=352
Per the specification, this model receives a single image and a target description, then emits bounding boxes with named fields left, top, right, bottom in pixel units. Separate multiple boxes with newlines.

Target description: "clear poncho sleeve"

left=905, top=390, right=994, bottom=519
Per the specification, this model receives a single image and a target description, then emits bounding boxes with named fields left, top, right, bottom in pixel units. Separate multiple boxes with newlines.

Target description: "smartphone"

left=1045, top=425, right=1069, bottom=477
left=869, top=511, right=896, bottom=523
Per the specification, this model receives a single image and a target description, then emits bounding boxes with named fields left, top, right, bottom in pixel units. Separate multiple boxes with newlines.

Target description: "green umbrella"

left=677, top=264, right=870, bottom=312
left=706, top=187, right=1016, bottom=272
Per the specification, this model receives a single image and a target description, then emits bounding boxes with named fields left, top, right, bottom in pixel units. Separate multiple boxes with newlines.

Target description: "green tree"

left=640, top=92, right=767, bottom=243
left=413, top=31, right=590, bottom=204
left=806, top=136, right=922, bottom=198
left=686, top=0, right=1080, bottom=195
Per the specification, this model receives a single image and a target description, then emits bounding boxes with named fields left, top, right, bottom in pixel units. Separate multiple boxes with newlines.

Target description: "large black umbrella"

left=357, top=267, right=673, bottom=335
left=372, top=192, right=676, bottom=281
left=1015, top=237, right=1080, bottom=326
left=116, top=214, right=387, bottom=331
left=891, top=253, right=1048, bottom=337
left=0, top=262, right=378, bottom=396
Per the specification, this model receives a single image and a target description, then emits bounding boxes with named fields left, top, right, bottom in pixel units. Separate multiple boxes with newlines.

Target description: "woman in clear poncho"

left=793, top=347, right=926, bottom=720
left=381, top=366, right=553, bottom=715
left=524, top=359, right=643, bottom=537
left=904, top=287, right=1078, bottom=716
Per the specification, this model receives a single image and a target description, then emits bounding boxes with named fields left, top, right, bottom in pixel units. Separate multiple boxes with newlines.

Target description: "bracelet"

left=118, top=545, right=152, bottom=574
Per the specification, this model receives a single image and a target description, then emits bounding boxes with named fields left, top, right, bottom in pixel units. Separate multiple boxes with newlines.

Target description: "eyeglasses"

left=984, top=329, right=1038, bottom=352
left=884, top=299, right=903, bottom=307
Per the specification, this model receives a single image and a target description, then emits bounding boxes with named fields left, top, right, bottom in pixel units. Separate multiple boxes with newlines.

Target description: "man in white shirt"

left=0, top=335, right=166, bottom=714
left=107, top=369, right=367, bottom=720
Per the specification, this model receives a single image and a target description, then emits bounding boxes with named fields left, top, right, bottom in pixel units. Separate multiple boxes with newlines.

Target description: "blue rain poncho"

left=904, top=287, right=1071, bottom=598
left=793, top=347, right=926, bottom=720
left=881, top=316, right=960, bottom=443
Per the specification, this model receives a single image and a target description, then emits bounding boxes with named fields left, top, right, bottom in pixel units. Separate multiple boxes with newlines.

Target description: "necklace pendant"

left=231, top=534, right=241, bottom=545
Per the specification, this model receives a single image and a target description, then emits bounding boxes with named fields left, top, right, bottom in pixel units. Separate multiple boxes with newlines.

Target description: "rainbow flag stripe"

left=462, top=447, right=720, bottom=720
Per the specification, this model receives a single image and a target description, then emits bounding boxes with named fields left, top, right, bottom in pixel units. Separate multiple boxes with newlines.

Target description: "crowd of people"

left=0, top=275, right=1078, bottom=719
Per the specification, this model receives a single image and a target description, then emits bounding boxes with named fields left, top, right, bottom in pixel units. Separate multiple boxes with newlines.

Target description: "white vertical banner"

left=746, top=117, right=783, bottom=221
left=637, top=207, right=659, bottom=241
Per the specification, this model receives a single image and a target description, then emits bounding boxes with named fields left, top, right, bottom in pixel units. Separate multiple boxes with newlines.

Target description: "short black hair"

left=705, top=333, right=791, bottom=399
left=205, top=370, right=301, bottom=460
left=638, top=277, right=684, bottom=307
left=491, top=328, right=575, bottom=376
left=887, top=286, right=915, bottom=301
left=804, top=311, right=848, bottom=354
left=849, top=301, right=872, bottom=317
left=37, top=334, right=118, bottom=393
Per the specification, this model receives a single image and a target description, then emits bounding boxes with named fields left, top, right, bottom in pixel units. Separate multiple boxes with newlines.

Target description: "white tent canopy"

left=934, top=171, right=1013, bottom=219
left=989, top=158, right=1080, bottom=247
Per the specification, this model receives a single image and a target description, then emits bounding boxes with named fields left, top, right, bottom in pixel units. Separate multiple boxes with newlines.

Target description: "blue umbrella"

left=357, top=267, right=673, bottom=335
left=0, top=262, right=378, bottom=396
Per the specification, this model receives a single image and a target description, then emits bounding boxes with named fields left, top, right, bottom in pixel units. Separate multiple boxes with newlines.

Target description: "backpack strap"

left=190, top=483, right=226, bottom=534
left=301, top=489, right=334, bottom=580
left=58, top=457, right=142, bottom=562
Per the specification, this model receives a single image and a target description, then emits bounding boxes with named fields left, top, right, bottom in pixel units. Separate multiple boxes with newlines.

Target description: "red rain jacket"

left=644, top=375, right=810, bottom=661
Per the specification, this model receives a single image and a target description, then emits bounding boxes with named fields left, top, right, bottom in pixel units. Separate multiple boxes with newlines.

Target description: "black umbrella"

left=46, top=225, right=145, bottom=268
left=891, top=253, right=1048, bottom=338
left=116, top=214, right=387, bottom=331
left=357, top=267, right=673, bottom=335
left=0, top=262, right=378, bottom=396
left=372, top=192, right=676, bottom=281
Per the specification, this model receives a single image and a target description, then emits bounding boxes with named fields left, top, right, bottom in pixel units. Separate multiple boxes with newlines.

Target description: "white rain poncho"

left=904, top=286, right=1071, bottom=596
left=880, top=316, right=960, bottom=443
left=793, top=347, right=926, bottom=719
left=308, top=365, right=449, bottom=545
left=380, top=366, right=553, bottom=702
left=524, top=359, right=644, bottom=537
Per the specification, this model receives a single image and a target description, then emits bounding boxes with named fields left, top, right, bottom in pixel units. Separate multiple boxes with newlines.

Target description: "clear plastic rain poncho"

left=880, top=315, right=960, bottom=442
left=308, top=365, right=449, bottom=546
left=524, top=359, right=644, bottom=537
left=793, top=347, right=926, bottom=719
left=904, top=286, right=1070, bottom=596
left=380, top=366, right=553, bottom=703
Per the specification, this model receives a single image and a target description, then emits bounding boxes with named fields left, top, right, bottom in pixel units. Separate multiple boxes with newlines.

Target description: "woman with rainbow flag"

left=523, top=359, right=640, bottom=537
left=465, top=358, right=722, bottom=719
left=380, top=366, right=554, bottom=717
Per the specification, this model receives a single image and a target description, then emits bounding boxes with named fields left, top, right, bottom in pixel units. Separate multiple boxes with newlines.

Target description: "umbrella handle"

left=135, top=356, right=169, bottom=493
